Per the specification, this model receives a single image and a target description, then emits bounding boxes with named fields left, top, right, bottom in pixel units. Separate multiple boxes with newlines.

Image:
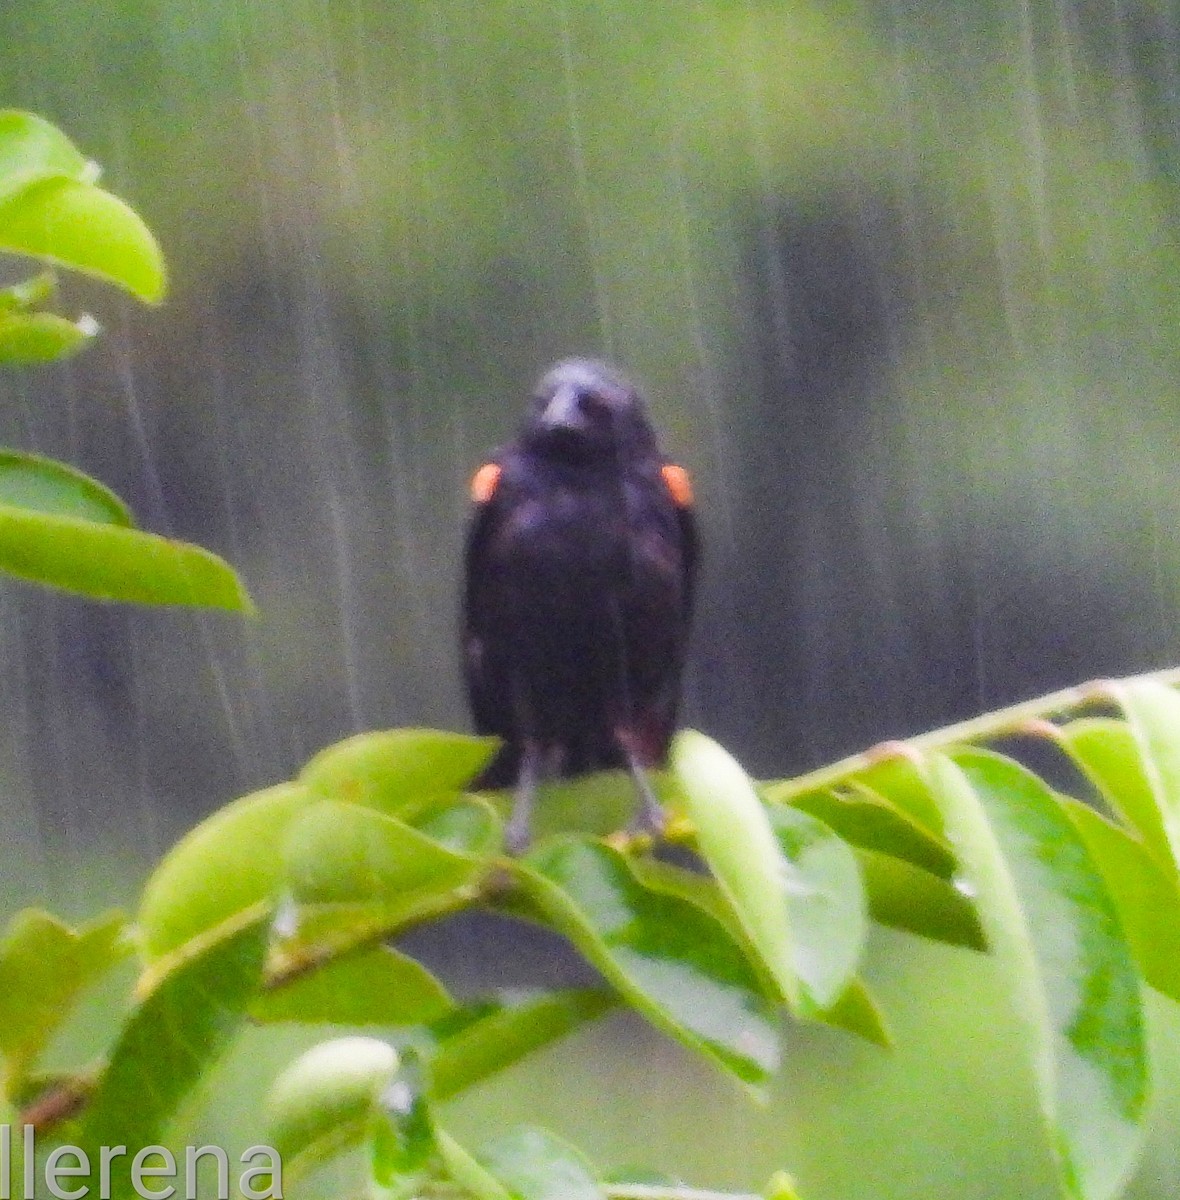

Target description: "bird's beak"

left=540, top=385, right=588, bottom=434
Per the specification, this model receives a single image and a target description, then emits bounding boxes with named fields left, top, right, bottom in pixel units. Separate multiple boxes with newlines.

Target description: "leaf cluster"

left=0, top=111, right=250, bottom=611
left=3, top=675, right=1179, bottom=1200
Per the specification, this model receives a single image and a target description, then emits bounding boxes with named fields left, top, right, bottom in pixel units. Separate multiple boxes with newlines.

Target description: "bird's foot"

left=616, top=725, right=668, bottom=840
left=503, top=740, right=543, bottom=855
left=623, top=749, right=667, bottom=841
left=504, top=807, right=533, bottom=856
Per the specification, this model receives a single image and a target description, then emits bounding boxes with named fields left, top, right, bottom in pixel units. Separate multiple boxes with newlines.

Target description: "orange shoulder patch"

left=660, top=463, right=693, bottom=508
left=470, top=462, right=502, bottom=504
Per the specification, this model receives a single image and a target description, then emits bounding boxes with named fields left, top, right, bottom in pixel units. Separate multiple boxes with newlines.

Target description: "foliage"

left=0, top=111, right=250, bottom=611
left=4, top=672, right=1180, bottom=1199
left=0, top=109, right=1174, bottom=1200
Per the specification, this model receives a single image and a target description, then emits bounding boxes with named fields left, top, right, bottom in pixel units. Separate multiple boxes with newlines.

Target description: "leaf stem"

left=767, top=665, right=1180, bottom=799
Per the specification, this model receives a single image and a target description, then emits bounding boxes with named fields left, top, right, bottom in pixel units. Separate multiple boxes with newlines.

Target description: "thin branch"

left=766, top=665, right=1180, bottom=799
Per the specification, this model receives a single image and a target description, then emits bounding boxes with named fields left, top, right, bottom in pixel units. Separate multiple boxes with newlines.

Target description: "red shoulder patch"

left=470, top=462, right=502, bottom=504
left=660, top=463, right=693, bottom=508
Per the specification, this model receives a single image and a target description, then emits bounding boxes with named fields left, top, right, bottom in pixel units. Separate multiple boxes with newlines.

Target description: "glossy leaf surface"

left=476, top=1127, right=602, bottom=1200
left=1054, top=717, right=1172, bottom=870
left=1062, top=796, right=1180, bottom=1003
left=849, top=753, right=945, bottom=838
left=0, top=176, right=164, bottom=301
left=929, top=748, right=1148, bottom=1200
left=515, top=838, right=779, bottom=1091
left=282, top=799, right=489, bottom=904
left=426, top=989, right=615, bottom=1101
left=412, top=794, right=503, bottom=857
left=0, top=110, right=91, bottom=202
left=776, top=782, right=956, bottom=879
left=0, top=504, right=252, bottom=609
left=816, top=977, right=891, bottom=1047
left=138, top=783, right=313, bottom=959
left=0, top=909, right=127, bottom=1080
left=81, top=909, right=270, bottom=1196
left=856, top=848, right=986, bottom=951
left=763, top=803, right=867, bottom=1012
left=673, top=731, right=866, bottom=1014
left=672, top=732, right=800, bottom=1003
left=0, top=311, right=93, bottom=362
left=301, top=729, right=498, bottom=815
left=630, top=855, right=887, bottom=1044
left=0, top=452, right=131, bottom=526
left=1111, top=680, right=1180, bottom=869
left=253, top=945, right=452, bottom=1026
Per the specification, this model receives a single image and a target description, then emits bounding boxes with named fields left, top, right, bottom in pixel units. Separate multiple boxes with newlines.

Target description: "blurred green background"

left=2, top=0, right=1180, bottom=1195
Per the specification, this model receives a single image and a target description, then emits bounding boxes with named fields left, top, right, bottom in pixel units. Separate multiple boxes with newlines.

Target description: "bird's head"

left=520, top=358, right=658, bottom=465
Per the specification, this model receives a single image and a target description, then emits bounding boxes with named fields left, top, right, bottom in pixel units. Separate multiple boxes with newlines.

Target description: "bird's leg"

left=505, top=738, right=544, bottom=855
left=617, top=728, right=666, bottom=838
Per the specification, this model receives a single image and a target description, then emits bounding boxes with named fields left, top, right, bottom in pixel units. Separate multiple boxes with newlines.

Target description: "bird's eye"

left=576, top=390, right=610, bottom=418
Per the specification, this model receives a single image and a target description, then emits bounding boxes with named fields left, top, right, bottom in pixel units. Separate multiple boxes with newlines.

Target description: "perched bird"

left=462, top=358, right=698, bottom=851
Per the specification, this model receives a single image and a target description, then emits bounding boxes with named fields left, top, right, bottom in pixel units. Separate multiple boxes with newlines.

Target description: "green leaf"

left=426, top=989, right=616, bottom=1101
left=671, top=734, right=799, bottom=1000
left=764, top=1170, right=805, bottom=1200
left=773, top=782, right=956, bottom=879
left=253, top=944, right=452, bottom=1026
left=138, top=782, right=315, bottom=959
left=0, top=311, right=94, bottom=363
left=599, top=1168, right=682, bottom=1189
left=412, top=794, right=503, bottom=857
left=625, top=856, right=731, bottom=919
left=300, top=729, right=499, bottom=815
left=927, top=748, right=1148, bottom=1200
left=514, top=838, right=779, bottom=1092
left=0, top=111, right=91, bottom=204
left=268, top=902, right=451, bottom=984
left=435, top=1127, right=512, bottom=1200
left=630, top=855, right=887, bottom=1045
left=0, top=452, right=132, bottom=526
left=1109, top=680, right=1180, bottom=870
left=848, top=752, right=945, bottom=838
left=0, top=176, right=164, bottom=302
left=764, top=750, right=944, bottom=837
left=672, top=731, right=866, bottom=1015
left=534, top=770, right=686, bottom=840
left=282, top=799, right=490, bottom=904
left=266, top=1035, right=399, bottom=1173
left=476, top=1127, right=602, bottom=1200
left=855, top=848, right=986, bottom=951
left=1061, top=797, right=1180, bottom=1004
left=816, top=977, right=891, bottom=1047
left=0, top=909, right=127, bottom=1082
left=369, top=1053, right=436, bottom=1185
left=1053, top=718, right=1172, bottom=871
left=80, top=908, right=270, bottom=1197
left=0, top=503, right=252, bottom=609
left=0, top=270, right=57, bottom=312
left=763, top=804, right=867, bottom=1011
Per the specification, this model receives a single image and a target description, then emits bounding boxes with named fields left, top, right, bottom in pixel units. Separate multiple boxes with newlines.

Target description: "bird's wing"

left=660, top=460, right=698, bottom=621
left=675, top=485, right=699, bottom=621
left=630, top=460, right=698, bottom=754
left=462, top=458, right=511, bottom=735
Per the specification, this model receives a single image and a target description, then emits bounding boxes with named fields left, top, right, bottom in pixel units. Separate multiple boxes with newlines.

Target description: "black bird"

left=462, top=358, right=698, bottom=851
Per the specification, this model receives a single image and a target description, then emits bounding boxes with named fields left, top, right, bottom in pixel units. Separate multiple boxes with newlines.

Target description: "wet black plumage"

left=462, top=358, right=697, bottom=849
